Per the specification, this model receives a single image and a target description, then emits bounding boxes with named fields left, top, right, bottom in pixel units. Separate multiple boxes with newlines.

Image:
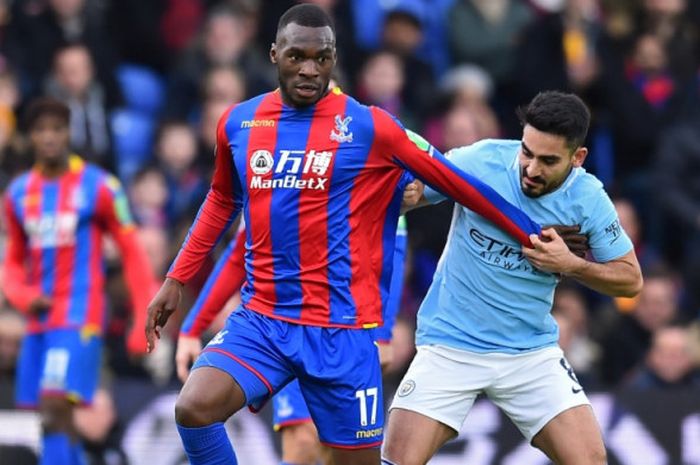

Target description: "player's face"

left=29, top=114, right=71, bottom=166
left=271, top=23, right=336, bottom=107
left=518, top=124, right=587, bottom=198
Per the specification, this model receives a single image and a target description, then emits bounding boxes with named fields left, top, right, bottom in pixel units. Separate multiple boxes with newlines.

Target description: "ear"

left=270, top=43, right=278, bottom=64
left=572, top=147, right=588, bottom=168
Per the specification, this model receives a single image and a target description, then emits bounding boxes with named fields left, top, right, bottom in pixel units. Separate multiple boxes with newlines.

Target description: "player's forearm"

left=565, top=256, right=643, bottom=297
left=167, top=191, right=239, bottom=283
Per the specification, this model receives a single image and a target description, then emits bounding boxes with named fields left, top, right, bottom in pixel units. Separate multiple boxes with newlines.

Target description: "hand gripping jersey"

left=3, top=156, right=156, bottom=352
left=167, top=88, right=540, bottom=329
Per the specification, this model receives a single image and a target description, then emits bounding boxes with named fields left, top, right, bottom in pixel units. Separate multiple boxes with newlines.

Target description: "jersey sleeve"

left=374, top=216, right=408, bottom=344
left=167, top=105, right=243, bottom=283
left=180, top=226, right=247, bottom=338
left=371, top=108, right=540, bottom=247
left=584, top=191, right=634, bottom=262
left=95, top=175, right=158, bottom=354
left=424, top=144, right=483, bottom=204
left=1, top=195, right=43, bottom=313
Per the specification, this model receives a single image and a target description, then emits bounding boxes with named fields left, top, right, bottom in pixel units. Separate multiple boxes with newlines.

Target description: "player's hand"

left=378, top=342, right=394, bottom=374
left=522, top=228, right=583, bottom=274
left=402, top=180, right=425, bottom=207
left=175, top=335, right=203, bottom=383
left=542, top=224, right=589, bottom=258
left=28, top=295, right=52, bottom=316
left=146, top=278, right=183, bottom=353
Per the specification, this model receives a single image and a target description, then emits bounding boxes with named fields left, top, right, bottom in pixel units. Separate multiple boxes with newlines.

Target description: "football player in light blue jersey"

left=383, top=91, right=643, bottom=465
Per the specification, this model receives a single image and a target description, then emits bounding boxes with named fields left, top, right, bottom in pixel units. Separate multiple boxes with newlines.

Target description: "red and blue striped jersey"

left=167, top=88, right=541, bottom=329
left=2, top=156, right=156, bottom=352
left=180, top=224, right=247, bottom=337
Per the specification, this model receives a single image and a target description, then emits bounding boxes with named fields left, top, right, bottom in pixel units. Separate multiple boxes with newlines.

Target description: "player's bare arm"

left=523, top=228, right=642, bottom=297
left=146, top=277, right=184, bottom=352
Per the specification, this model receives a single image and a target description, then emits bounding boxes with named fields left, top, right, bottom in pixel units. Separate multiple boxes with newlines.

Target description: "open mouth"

left=294, top=84, right=319, bottom=98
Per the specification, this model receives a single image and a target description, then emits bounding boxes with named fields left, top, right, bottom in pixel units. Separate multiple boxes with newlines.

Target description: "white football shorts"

left=389, top=344, right=591, bottom=442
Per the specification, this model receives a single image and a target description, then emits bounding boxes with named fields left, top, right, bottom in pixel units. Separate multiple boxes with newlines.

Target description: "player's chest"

left=20, top=185, right=93, bottom=249
left=233, top=130, right=368, bottom=196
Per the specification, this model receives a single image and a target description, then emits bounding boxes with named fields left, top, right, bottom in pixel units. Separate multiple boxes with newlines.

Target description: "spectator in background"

left=0, top=98, right=27, bottom=191
left=166, top=4, right=273, bottom=118
left=600, top=267, right=681, bottom=386
left=446, top=0, right=533, bottom=95
left=0, top=309, right=25, bottom=409
left=423, top=64, right=499, bottom=150
left=655, top=118, right=700, bottom=313
left=5, top=0, right=119, bottom=100
left=552, top=283, right=601, bottom=389
left=614, top=197, right=663, bottom=271
left=154, top=120, right=207, bottom=226
left=379, top=7, right=436, bottom=118
left=599, top=31, right=687, bottom=182
left=197, top=98, right=231, bottom=173
left=201, top=65, right=247, bottom=107
left=513, top=0, right=602, bottom=115
left=640, top=0, right=699, bottom=80
left=137, top=225, right=170, bottom=278
left=128, top=166, right=169, bottom=228
left=45, top=43, right=112, bottom=168
left=356, top=50, right=418, bottom=130
left=626, top=325, right=700, bottom=389
left=0, top=69, right=29, bottom=189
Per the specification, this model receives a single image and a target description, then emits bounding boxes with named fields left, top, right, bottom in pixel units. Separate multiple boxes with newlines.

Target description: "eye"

left=318, top=56, right=328, bottom=64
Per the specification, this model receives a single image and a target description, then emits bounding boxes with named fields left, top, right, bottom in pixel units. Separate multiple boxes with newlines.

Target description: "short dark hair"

left=517, top=91, right=590, bottom=150
left=23, top=97, right=70, bottom=130
left=277, top=4, right=335, bottom=36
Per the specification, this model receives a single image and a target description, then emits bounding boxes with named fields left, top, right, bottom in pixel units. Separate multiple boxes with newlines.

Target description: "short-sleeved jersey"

left=3, top=156, right=154, bottom=342
left=419, top=139, right=633, bottom=353
left=167, top=89, right=540, bottom=329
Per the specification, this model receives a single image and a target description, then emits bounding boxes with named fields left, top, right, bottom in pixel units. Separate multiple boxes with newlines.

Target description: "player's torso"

left=17, top=173, right=96, bottom=253
left=419, top=141, right=593, bottom=352
left=221, top=91, right=403, bottom=326
left=9, top=161, right=105, bottom=306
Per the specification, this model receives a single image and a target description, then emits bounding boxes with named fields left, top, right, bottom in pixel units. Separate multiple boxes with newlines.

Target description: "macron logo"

left=241, top=119, right=276, bottom=129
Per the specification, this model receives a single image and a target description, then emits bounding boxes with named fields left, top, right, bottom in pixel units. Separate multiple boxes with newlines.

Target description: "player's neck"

left=36, top=158, right=70, bottom=178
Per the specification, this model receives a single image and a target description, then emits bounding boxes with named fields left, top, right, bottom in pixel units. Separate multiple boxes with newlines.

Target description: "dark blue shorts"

left=16, top=328, right=102, bottom=408
left=192, top=306, right=384, bottom=448
left=272, top=379, right=312, bottom=431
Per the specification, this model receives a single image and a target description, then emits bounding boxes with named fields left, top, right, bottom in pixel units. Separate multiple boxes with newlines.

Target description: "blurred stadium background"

left=0, top=0, right=699, bottom=463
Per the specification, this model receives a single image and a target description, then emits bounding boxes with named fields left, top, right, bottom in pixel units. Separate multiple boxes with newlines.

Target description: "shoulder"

left=564, top=168, right=606, bottom=200
left=6, top=172, right=31, bottom=198
left=221, top=93, right=273, bottom=127
left=86, top=164, right=124, bottom=196
left=447, top=139, right=519, bottom=169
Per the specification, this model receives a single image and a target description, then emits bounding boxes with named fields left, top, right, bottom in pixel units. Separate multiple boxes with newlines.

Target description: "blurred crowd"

left=2, top=1, right=700, bottom=457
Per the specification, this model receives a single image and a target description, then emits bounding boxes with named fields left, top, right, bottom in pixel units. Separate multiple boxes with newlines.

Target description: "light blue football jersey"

left=418, top=139, right=633, bottom=353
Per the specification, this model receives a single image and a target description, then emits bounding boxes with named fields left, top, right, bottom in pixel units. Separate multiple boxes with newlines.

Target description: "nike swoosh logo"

left=572, top=386, right=582, bottom=394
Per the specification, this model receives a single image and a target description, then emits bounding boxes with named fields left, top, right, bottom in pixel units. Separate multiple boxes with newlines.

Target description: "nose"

left=525, top=159, right=541, bottom=178
left=299, top=59, right=319, bottom=78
